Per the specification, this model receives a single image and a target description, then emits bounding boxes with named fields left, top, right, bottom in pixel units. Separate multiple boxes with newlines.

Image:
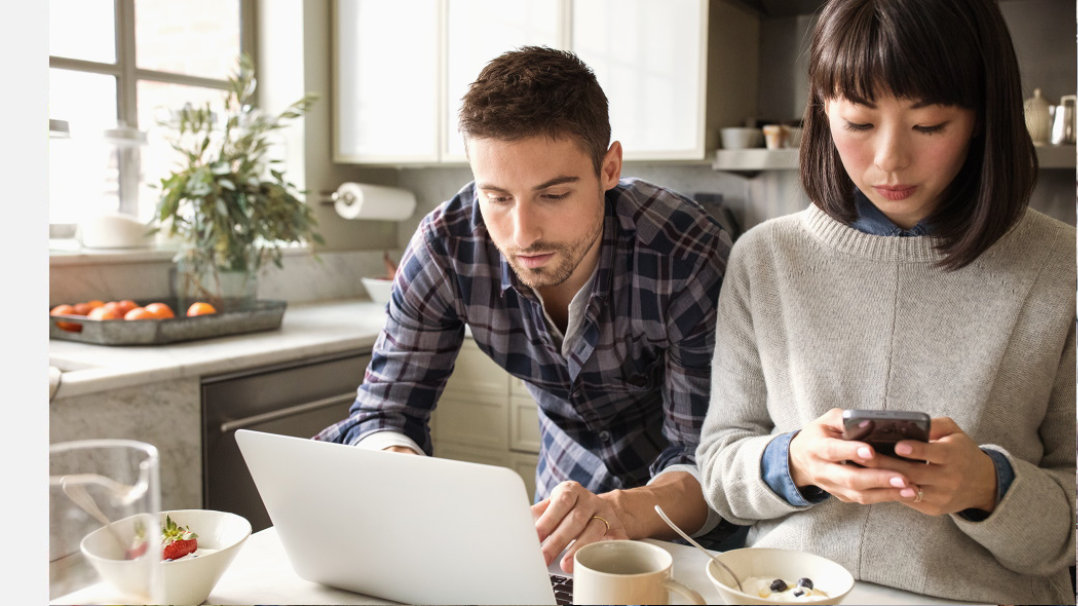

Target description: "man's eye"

left=486, top=194, right=511, bottom=204
left=543, top=192, right=569, bottom=200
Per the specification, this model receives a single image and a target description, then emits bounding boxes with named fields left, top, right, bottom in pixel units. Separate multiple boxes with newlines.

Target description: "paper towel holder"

left=318, top=189, right=350, bottom=206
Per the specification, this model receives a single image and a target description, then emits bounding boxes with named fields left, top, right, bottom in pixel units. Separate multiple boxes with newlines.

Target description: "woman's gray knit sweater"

left=697, top=204, right=1076, bottom=604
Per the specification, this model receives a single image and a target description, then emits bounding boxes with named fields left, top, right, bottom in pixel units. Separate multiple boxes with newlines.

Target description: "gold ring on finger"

left=591, top=515, right=610, bottom=536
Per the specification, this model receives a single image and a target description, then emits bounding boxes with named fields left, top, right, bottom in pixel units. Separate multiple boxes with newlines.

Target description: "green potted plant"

left=152, top=54, right=323, bottom=310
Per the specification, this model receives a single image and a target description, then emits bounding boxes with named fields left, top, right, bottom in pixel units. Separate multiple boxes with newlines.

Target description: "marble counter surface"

left=49, top=299, right=389, bottom=400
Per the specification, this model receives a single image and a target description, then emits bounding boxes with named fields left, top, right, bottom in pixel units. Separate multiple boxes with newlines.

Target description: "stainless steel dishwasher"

left=202, top=349, right=371, bottom=532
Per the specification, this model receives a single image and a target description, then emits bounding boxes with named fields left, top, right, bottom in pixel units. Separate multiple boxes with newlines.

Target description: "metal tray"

left=49, top=298, right=287, bottom=346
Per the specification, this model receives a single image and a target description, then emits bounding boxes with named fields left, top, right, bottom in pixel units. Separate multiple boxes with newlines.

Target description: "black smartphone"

left=841, top=409, right=930, bottom=457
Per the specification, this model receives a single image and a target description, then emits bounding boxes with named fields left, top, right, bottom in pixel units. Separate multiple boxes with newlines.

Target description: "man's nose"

left=511, top=201, right=542, bottom=249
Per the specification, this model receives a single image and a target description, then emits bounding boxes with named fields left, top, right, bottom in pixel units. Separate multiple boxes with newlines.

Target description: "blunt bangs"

left=812, top=0, right=982, bottom=112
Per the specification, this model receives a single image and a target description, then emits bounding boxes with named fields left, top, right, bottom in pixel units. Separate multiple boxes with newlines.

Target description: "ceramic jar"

left=1024, top=88, right=1052, bottom=145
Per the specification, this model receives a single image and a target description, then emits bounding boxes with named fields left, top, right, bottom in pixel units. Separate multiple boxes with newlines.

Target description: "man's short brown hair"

left=459, top=46, right=611, bottom=174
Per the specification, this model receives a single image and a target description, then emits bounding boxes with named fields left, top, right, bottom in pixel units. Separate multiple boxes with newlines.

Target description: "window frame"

left=49, top=0, right=257, bottom=237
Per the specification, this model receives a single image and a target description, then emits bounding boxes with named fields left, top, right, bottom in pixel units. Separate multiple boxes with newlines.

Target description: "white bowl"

left=361, top=276, right=394, bottom=305
left=705, top=547, right=854, bottom=605
left=720, top=127, right=764, bottom=149
left=82, top=509, right=251, bottom=605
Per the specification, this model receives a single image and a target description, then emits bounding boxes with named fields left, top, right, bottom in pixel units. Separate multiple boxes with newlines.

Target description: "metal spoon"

left=61, top=477, right=133, bottom=557
left=654, top=504, right=743, bottom=592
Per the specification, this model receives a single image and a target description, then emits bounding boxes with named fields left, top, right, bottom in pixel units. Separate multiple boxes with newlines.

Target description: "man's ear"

left=600, top=141, right=623, bottom=190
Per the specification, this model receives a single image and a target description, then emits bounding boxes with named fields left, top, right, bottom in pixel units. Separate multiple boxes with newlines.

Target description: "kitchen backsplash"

left=49, top=249, right=398, bottom=308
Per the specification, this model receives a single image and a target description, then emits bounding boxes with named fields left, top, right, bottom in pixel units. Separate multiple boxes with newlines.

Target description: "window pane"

left=135, top=0, right=241, bottom=79
left=137, top=81, right=228, bottom=222
left=50, top=0, right=116, bottom=63
left=49, top=69, right=120, bottom=224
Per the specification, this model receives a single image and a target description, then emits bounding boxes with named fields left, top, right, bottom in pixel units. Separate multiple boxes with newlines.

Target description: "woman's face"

left=825, top=94, right=977, bottom=229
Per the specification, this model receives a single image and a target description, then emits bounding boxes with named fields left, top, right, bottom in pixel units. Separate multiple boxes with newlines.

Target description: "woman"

left=695, top=0, right=1076, bottom=603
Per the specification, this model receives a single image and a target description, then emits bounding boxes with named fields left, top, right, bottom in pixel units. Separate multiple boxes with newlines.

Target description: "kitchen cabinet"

left=202, top=350, right=371, bottom=533
left=333, top=0, right=441, bottom=163
left=431, top=339, right=542, bottom=501
left=712, top=144, right=1078, bottom=176
left=333, top=0, right=759, bottom=164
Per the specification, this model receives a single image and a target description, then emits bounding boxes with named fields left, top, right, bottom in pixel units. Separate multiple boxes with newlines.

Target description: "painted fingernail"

left=900, top=488, right=915, bottom=498
left=890, top=477, right=906, bottom=488
left=895, top=443, right=913, bottom=456
left=857, top=447, right=872, bottom=459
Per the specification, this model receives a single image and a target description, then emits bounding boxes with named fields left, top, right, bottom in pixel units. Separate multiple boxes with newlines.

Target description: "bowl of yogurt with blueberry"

left=704, top=547, right=854, bottom=605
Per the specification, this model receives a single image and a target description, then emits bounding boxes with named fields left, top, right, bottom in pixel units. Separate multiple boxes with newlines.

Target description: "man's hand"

left=530, top=472, right=707, bottom=573
left=531, top=481, right=627, bottom=573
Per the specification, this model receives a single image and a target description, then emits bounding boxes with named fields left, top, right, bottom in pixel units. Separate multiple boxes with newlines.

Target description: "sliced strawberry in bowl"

left=162, top=514, right=199, bottom=561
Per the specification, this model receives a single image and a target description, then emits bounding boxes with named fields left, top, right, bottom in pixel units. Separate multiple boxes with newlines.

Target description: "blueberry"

left=769, top=579, right=788, bottom=592
left=797, top=577, right=814, bottom=589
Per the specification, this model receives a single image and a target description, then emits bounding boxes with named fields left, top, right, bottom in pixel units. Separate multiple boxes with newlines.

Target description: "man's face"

left=468, top=135, right=620, bottom=294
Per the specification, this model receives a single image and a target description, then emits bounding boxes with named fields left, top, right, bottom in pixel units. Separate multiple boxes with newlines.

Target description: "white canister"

left=1024, top=88, right=1052, bottom=145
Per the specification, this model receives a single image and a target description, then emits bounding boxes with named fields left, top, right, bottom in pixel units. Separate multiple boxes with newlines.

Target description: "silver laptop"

left=235, top=429, right=557, bottom=605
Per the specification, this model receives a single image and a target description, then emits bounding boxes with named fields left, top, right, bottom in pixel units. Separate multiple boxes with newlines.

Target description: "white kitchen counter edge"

left=49, top=299, right=390, bottom=400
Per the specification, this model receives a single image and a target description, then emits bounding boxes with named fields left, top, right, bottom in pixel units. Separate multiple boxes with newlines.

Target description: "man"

left=316, top=46, right=733, bottom=572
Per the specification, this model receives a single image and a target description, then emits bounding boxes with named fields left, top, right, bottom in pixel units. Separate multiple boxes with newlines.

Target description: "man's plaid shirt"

left=316, top=178, right=732, bottom=501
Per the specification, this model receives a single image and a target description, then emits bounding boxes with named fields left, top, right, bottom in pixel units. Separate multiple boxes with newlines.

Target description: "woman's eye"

left=844, top=121, right=872, bottom=132
left=914, top=123, right=946, bottom=134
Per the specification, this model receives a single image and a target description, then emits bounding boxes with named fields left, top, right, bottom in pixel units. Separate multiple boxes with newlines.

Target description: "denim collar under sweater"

left=849, top=190, right=933, bottom=237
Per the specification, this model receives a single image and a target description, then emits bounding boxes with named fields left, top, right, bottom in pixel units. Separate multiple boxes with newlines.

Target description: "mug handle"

left=663, top=579, right=705, bottom=605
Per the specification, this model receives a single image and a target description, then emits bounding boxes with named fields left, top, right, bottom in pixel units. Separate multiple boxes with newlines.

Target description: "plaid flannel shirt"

left=315, top=178, right=731, bottom=501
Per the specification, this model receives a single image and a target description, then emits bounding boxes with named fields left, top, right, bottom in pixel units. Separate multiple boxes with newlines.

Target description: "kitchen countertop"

left=55, top=527, right=981, bottom=605
left=49, top=299, right=390, bottom=400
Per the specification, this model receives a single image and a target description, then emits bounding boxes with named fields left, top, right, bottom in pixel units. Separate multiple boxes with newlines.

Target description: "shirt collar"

left=849, top=189, right=933, bottom=237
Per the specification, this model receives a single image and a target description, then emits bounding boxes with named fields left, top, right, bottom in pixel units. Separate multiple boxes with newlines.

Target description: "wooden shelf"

left=713, top=145, right=1076, bottom=175
left=712, top=148, right=798, bottom=174
left=1035, top=144, right=1076, bottom=169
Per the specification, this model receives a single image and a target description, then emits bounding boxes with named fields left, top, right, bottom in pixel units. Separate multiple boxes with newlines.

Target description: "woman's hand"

left=789, top=408, right=918, bottom=504
left=868, top=417, right=999, bottom=515
left=790, top=410, right=999, bottom=515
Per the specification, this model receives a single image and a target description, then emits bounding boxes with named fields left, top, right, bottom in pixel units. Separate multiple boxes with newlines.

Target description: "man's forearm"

left=598, top=470, right=708, bottom=540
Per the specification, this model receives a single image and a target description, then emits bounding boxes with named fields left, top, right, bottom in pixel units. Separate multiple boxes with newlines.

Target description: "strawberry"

left=161, top=514, right=199, bottom=561
left=125, top=520, right=149, bottom=559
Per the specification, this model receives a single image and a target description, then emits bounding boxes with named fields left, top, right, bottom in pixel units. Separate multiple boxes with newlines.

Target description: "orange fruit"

left=111, top=299, right=138, bottom=316
left=144, top=302, right=175, bottom=319
left=85, top=299, right=106, bottom=310
left=88, top=306, right=122, bottom=320
left=50, top=304, right=83, bottom=332
left=124, top=307, right=156, bottom=321
left=186, top=302, right=217, bottom=317
left=72, top=302, right=94, bottom=316
left=50, top=304, right=76, bottom=316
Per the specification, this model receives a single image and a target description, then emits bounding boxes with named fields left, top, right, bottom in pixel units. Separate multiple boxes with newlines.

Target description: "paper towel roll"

left=333, top=182, right=416, bottom=221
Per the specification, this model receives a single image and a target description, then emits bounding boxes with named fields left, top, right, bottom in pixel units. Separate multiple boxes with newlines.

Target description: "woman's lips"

left=516, top=252, right=555, bottom=269
left=873, top=185, right=917, bottom=201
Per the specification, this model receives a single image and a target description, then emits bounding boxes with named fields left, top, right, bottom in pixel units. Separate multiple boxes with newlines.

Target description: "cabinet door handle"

left=220, top=392, right=357, bottom=433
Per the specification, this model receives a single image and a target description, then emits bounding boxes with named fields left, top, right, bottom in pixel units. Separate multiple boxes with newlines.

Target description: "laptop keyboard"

left=549, top=573, right=573, bottom=606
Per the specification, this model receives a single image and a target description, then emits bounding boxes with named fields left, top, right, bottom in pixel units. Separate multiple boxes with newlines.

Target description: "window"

left=49, top=0, right=253, bottom=237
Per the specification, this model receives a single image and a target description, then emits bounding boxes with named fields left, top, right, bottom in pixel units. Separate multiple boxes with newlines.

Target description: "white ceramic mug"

left=573, top=540, right=705, bottom=605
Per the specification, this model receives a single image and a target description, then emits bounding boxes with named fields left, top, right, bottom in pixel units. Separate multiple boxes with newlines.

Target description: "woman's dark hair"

left=458, top=46, right=611, bottom=175
left=800, top=0, right=1036, bottom=270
